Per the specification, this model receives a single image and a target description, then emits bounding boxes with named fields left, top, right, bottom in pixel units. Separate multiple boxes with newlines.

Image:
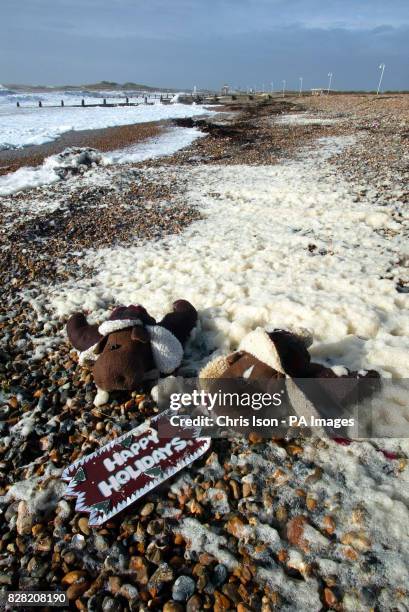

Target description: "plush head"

left=92, top=326, right=153, bottom=391
left=67, top=300, right=197, bottom=393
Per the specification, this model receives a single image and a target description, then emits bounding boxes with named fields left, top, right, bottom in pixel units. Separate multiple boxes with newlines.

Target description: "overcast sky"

left=1, top=0, right=408, bottom=90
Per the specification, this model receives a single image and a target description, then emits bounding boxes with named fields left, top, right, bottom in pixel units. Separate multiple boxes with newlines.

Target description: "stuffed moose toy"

left=199, top=327, right=380, bottom=437
left=67, top=300, right=197, bottom=402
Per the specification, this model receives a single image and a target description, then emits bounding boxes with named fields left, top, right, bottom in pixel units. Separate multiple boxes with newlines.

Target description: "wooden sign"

left=62, top=410, right=210, bottom=526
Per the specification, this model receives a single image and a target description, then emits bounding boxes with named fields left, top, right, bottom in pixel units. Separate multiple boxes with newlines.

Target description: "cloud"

left=1, top=0, right=408, bottom=88
left=4, top=0, right=409, bottom=40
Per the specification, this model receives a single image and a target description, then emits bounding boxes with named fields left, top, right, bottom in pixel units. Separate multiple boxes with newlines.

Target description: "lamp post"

left=377, top=63, right=385, bottom=95
left=327, top=72, right=333, bottom=95
left=299, top=77, right=303, bottom=97
left=282, top=79, right=286, bottom=97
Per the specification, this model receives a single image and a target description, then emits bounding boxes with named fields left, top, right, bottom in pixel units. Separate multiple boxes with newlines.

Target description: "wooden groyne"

left=15, top=93, right=175, bottom=109
left=14, top=91, right=298, bottom=109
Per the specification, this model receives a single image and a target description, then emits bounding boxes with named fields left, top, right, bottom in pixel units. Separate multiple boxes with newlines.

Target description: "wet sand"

left=0, top=120, right=168, bottom=176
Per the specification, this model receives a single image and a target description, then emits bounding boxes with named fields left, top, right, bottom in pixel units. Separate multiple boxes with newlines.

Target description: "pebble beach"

left=0, top=94, right=409, bottom=611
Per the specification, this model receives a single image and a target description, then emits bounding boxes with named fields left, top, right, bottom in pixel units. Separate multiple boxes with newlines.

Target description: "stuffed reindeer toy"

left=67, top=300, right=197, bottom=404
left=199, top=327, right=380, bottom=437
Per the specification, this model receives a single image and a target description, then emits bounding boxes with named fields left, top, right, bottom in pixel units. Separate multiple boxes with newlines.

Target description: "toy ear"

left=159, top=300, right=198, bottom=345
left=131, top=326, right=150, bottom=343
left=94, top=336, right=108, bottom=355
left=67, top=313, right=103, bottom=352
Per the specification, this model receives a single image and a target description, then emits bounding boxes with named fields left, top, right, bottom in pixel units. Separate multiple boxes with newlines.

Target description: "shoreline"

left=0, top=120, right=170, bottom=176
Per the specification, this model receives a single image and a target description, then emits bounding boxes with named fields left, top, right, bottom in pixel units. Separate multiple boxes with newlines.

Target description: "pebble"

left=214, top=591, right=231, bottom=610
left=212, top=564, right=228, bottom=586
left=118, top=583, right=139, bottom=600
left=94, top=534, right=109, bottom=552
left=148, top=563, right=174, bottom=596
left=140, top=502, right=154, bottom=517
left=129, top=556, right=149, bottom=584
left=324, top=587, right=338, bottom=608
left=186, top=594, right=203, bottom=612
left=172, top=575, right=196, bottom=601
left=102, top=596, right=121, bottom=612
left=16, top=501, right=32, bottom=535
left=71, top=533, right=86, bottom=549
left=78, top=517, right=90, bottom=535
left=163, top=603, right=184, bottom=612
left=0, top=573, right=12, bottom=585
left=237, top=605, right=252, bottom=612
left=323, top=515, right=336, bottom=535
left=108, top=576, right=122, bottom=594
left=287, top=515, right=309, bottom=551
left=341, top=531, right=371, bottom=551
left=62, top=570, right=87, bottom=585
left=66, top=580, right=90, bottom=600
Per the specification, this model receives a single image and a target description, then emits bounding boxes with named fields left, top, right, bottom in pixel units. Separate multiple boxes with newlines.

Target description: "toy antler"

left=67, top=313, right=103, bottom=351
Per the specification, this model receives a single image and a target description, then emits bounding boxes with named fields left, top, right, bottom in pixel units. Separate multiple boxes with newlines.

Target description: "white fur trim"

left=147, top=325, right=183, bottom=374
left=78, top=319, right=182, bottom=375
left=78, top=342, right=99, bottom=366
left=199, top=355, right=230, bottom=380
left=98, top=318, right=142, bottom=336
left=198, top=355, right=230, bottom=392
left=239, top=328, right=285, bottom=373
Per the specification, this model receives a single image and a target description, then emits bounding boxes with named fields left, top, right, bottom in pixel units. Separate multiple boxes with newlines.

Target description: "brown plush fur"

left=92, top=328, right=155, bottom=391
left=67, top=300, right=197, bottom=392
left=199, top=329, right=380, bottom=418
left=67, top=313, right=102, bottom=352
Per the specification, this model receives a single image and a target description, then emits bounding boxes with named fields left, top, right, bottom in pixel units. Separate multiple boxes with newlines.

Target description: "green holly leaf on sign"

left=144, top=467, right=163, bottom=479
left=91, top=500, right=111, bottom=514
left=73, top=467, right=86, bottom=483
left=121, top=436, right=133, bottom=449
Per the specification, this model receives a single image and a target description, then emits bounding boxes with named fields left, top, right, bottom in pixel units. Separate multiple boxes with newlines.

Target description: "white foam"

left=31, top=135, right=408, bottom=371
left=0, top=147, right=105, bottom=196
left=234, top=438, right=409, bottom=609
left=276, top=113, right=341, bottom=125
left=22, top=134, right=409, bottom=437
left=0, top=100, right=211, bottom=150
left=0, top=127, right=205, bottom=195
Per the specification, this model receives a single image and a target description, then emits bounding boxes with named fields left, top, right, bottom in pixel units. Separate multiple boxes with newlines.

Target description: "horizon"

left=3, top=81, right=409, bottom=94
left=1, top=0, right=409, bottom=91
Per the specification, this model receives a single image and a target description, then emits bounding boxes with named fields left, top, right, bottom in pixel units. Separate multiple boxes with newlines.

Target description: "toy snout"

left=92, top=328, right=154, bottom=392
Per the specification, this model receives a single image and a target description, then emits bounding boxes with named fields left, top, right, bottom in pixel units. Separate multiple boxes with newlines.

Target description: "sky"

left=1, top=0, right=408, bottom=90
